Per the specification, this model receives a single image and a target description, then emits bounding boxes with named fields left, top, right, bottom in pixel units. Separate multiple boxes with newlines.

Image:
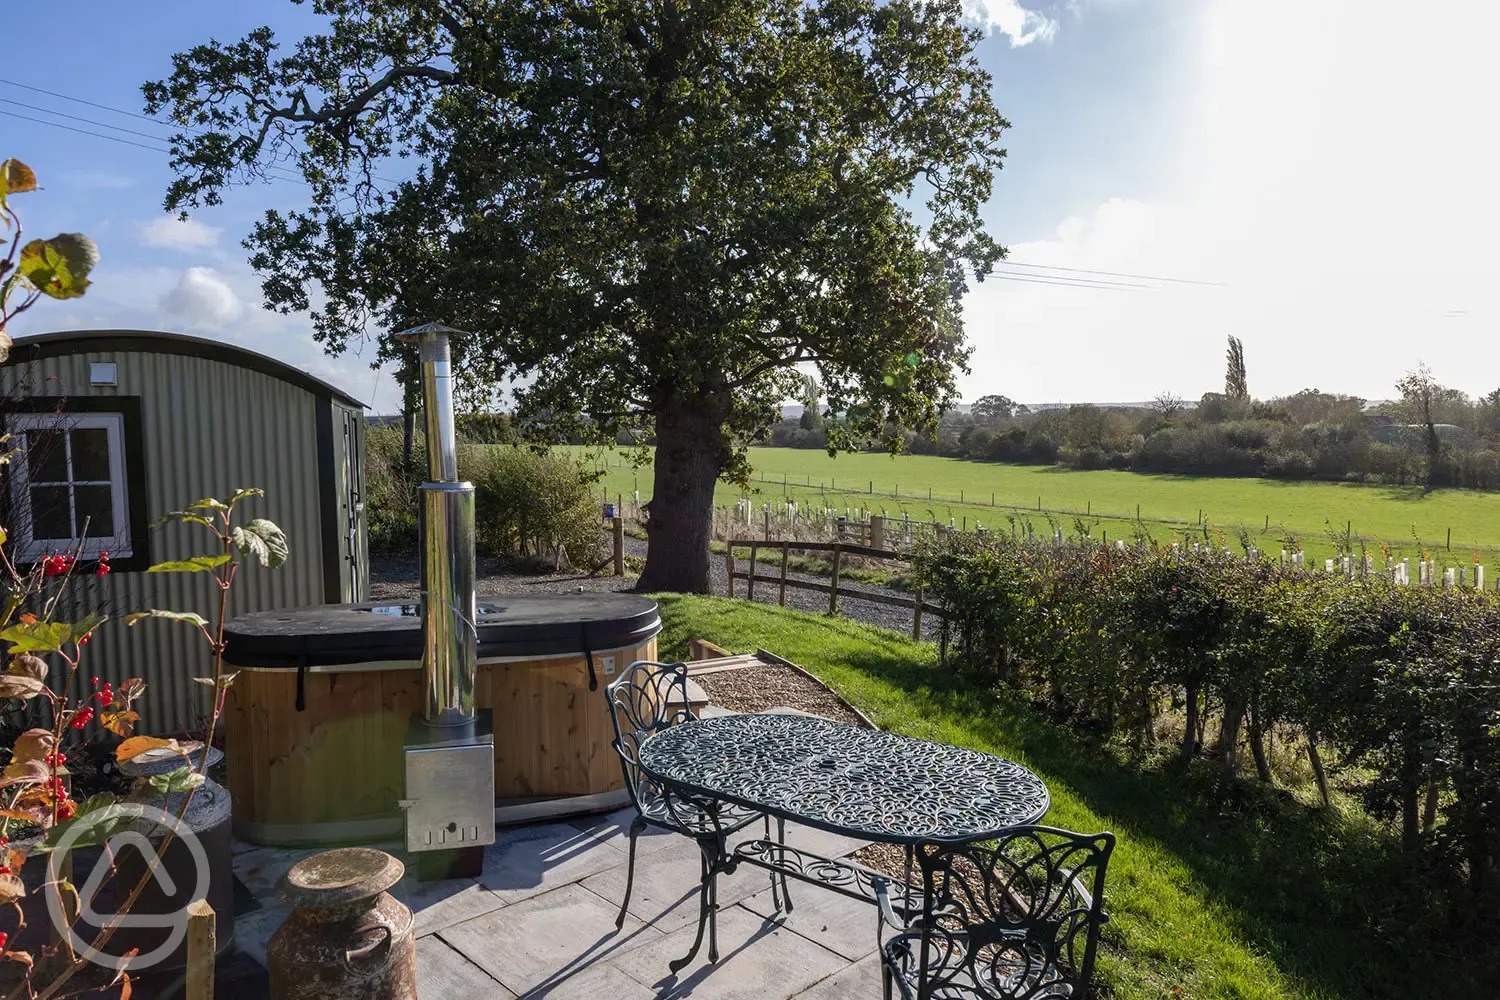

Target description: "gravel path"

left=369, top=534, right=939, bottom=642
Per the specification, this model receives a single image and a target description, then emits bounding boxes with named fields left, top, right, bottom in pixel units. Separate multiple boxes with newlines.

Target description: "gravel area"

left=850, top=842, right=917, bottom=887
left=695, top=665, right=866, bottom=726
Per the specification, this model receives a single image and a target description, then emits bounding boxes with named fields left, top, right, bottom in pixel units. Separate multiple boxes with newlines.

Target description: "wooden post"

left=778, top=544, right=790, bottom=606
left=829, top=542, right=843, bottom=614
left=724, top=546, right=736, bottom=597
left=747, top=543, right=758, bottom=600
left=870, top=514, right=885, bottom=551
left=186, top=898, right=216, bottom=1000
left=612, top=516, right=625, bottom=575
left=912, top=584, right=924, bottom=641
left=763, top=510, right=771, bottom=541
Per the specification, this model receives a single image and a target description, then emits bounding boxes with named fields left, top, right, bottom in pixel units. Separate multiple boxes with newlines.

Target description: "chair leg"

left=671, top=850, right=713, bottom=973
left=777, top=816, right=793, bottom=913
left=615, top=817, right=646, bottom=929
left=882, top=961, right=893, bottom=1000
left=765, top=816, right=783, bottom=913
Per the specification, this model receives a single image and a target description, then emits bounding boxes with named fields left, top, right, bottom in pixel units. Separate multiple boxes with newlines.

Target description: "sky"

left=5, top=0, right=1497, bottom=413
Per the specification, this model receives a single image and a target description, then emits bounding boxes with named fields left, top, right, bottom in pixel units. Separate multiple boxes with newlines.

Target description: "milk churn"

left=267, top=848, right=416, bottom=1000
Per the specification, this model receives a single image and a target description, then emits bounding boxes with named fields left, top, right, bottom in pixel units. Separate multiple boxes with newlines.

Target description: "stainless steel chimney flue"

left=397, top=322, right=477, bottom=726
left=395, top=322, right=494, bottom=875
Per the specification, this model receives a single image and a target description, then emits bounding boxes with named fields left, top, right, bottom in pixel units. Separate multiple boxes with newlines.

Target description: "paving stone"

left=393, top=875, right=508, bottom=937
left=514, top=961, right=661, bottom=999
left=418, top=935, right=518, bottom=998
left=580, top=835, right=784, bottom=934
left=608, top=904, right=847, bottom=999
left=569, top=806, right=684, bottom=858
left=231, top=902, right=288, bottom=969
left=230, top=844, right=322, bottom=903
left=480, top=820, right=628, bottom=905
left=440, top=883, right=661, bottom=995
left=790, top=952, right=885, bottom=999
left=739, top=883, right=882, bottom=962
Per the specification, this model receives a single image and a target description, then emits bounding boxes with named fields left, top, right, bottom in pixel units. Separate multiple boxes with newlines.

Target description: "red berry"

left=90, top=677, right=99, bottom=687
left=0, top=931, right=9, bottom=951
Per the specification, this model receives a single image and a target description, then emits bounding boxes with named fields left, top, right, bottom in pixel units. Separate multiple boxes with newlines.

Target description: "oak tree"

left=146, top=0, right=1009, bottom=591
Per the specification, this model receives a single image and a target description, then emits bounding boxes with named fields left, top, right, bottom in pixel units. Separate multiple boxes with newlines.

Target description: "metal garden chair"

left=606, top=660, right=791, bottom=963
left=874, top=826, right=1114, bottom=1000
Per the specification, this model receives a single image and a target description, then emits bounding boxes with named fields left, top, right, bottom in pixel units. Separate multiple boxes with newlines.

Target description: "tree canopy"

left=146, top=0, right=1009, bottom=590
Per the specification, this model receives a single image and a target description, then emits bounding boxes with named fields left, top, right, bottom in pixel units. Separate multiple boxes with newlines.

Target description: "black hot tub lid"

left=223, top=592, right=661, bottom=667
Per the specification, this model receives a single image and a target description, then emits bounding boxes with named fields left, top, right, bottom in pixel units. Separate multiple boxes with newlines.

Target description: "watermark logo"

left=46, top=803, right=209, bottom=971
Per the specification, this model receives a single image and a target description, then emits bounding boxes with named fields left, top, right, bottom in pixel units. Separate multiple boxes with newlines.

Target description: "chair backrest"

left=910, top=826, right=1114, bottom=1000
left=606, top=660, right=694, bottom=813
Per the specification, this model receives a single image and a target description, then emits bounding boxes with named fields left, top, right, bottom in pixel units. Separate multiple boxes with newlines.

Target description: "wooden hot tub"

left=221, top=593, right=660, bottom=845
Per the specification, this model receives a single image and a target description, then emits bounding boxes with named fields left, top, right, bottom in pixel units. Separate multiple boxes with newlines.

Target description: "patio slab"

left=480, top=820, right=629, bottom=905
left=606, top=903, right=849, bottom=1000
left=439, top=882, right=661, bottom=995
left=417, top=936, right=517, bottom=998
left=580, top=834, right=784, bottom=933
left=739, top=884, right=881, bottom=962
left=791, top=952, right=886, bottom=999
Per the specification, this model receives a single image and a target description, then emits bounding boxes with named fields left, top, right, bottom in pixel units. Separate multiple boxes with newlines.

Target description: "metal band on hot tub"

left=232, top=644, right=655, bottom=673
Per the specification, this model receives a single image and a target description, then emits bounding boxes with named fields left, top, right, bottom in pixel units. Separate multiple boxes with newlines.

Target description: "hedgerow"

left=914, top=534, right=1500, bottom=910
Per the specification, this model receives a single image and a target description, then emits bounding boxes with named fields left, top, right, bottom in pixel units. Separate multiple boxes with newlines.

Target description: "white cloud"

left=961, top=0, right=1500, bottom=406
left=160, top=267, right=243, bottom=327
left=139, top=215, right=221, bottom=250
left=964, top=1, right=1059, bottom=46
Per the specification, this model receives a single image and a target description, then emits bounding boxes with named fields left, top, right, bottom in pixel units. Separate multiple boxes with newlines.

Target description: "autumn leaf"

left=100, top=710, right=141, bottom=737
left=17, top=614, right=35, bottom=626
left=8, top=654, right=47, bottom=681
left=0, top=675, right=46, bottom=701
left=9, top=729, right=55, bottom=765
left=114, top=736, right=176, bottom=765
left=0, top=760, right=47, bottom=787
left=0, top=874, right=24, bottom=905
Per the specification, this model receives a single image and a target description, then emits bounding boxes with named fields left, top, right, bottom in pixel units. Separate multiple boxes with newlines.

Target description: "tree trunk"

left=1248, top=691, right=1273, bottom=784
left=637, top=394, right=730, bottom=594
left=1181, top=682, right=1200, bottom=760
left=1219, top=696, right=1246, bottom=778
left=1306, top=730, right=1331, bottom=807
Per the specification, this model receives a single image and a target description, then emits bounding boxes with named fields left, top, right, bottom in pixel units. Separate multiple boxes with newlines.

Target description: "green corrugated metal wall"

left=1, top=332, right=367, bottom=734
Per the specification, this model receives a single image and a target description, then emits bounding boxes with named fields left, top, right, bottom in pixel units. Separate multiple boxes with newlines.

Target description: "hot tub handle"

left=581, top=623, right=597, bottom=691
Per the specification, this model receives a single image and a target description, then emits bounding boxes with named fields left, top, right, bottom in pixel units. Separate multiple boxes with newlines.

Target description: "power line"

left=989, top=269, right=1147, bottom=291
left=0, top=109, right=168, bottom=153
left=0, top=97, right=179, bottom=145
left=1001, top=259, right=1226, bottom=287
left=0, top=77, right=402, bottom=188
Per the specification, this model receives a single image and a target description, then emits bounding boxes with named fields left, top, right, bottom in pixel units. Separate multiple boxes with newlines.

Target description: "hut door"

left=342, top=411, right=367, bottom=600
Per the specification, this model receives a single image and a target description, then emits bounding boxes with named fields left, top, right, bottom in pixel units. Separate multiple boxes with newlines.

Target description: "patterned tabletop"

left=637, top=713, right=1049, bottom=845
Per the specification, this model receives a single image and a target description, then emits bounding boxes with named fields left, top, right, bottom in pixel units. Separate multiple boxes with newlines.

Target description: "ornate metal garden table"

left=636, top=712, right=1050, bottom=970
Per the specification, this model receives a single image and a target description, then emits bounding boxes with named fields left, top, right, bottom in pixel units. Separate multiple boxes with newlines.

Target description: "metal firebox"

left=394, top=322, right=495, bottom=867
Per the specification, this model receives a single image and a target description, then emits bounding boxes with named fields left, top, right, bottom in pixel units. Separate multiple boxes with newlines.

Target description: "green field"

left=579, top=446, right=1500, bottom=571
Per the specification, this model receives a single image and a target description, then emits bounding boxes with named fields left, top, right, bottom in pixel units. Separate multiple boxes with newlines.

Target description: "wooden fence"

left=722, top=538, right=941, bottom=640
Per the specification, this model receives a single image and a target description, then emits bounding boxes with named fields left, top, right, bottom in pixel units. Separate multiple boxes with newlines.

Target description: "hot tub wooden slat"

left=225, top=639, right=653, bottom=844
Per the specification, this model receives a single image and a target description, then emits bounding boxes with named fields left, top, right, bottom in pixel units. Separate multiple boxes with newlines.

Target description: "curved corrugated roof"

left=7, top=329, right=366, bottom=409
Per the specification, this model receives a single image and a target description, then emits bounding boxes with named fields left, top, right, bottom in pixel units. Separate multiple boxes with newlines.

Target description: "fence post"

left=748, top=542, right=759, bottom=600
left=186, top=898, right=216, bottom=1000
left=612, top=517, right=625, bottom=575
left=764, top=510, right=771, bottom=541
left=870, top=514, right=886, bottom=551
left=724, top=546, right=736, bottom=597
left=912, top=584, right=924, bottom=641
left=778, top=544, right=790, bottom=606
left=829, top=542, right=843, bottom=614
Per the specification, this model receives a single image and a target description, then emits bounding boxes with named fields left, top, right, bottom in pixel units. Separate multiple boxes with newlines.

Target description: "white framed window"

left=6, top=413, right=133, bottom=561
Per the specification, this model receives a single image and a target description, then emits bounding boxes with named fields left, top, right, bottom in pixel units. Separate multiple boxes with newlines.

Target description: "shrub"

left=365, top=429, right=607, bottom=568
left=913, top=534, right=1500, bottom=911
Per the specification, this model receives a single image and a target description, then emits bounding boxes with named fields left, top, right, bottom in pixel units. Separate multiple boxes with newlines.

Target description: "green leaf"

left=228, top=487, right=265, bottom=505
left=123, top=609, right=209, bottom=629
left=147, top=766, right=204, bottom=796
left=155, top=511, right=217, bottom=529
left=233, top=518, right=288, bottom=568
left=904, top=351, right=922, bottom=368
left=145, top=554, right=231, bottom=574
left=183, top=498, right=230, bottom=512
left=37, top=799, right=141, bottom=853
left=17, top=234, right=98, bottom=300
left=0, top=614, right=106, bottom=653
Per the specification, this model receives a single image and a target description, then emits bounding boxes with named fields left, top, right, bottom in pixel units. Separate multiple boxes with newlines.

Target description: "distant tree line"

left=762, top=344, right=1500, bottom=491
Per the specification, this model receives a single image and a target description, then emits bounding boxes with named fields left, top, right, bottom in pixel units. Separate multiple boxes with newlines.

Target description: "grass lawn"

left=653, top=594, right=1496, bottom=1000
left=581, top=445, right=1500, bottom=570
